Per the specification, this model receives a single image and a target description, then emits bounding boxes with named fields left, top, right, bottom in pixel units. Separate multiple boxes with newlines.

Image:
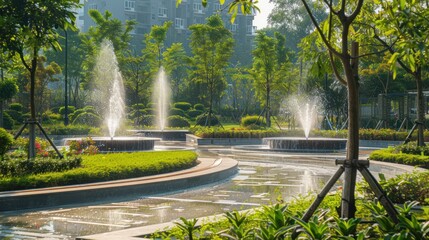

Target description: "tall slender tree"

left=189, top=15, right=234, bottom=126
left=0, top=0, right=80, bottom=159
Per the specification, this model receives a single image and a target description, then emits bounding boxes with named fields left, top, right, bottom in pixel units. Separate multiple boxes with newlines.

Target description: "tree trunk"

left=266, top=82, right=271, bottom=127
left=29, top=55, right=37, bottom=159
left=416, top=68, right=425, bottom=146
left=341, top=42, right=360, bottom=219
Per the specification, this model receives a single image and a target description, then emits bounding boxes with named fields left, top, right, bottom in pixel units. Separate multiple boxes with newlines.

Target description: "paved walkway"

left=0, top=157, right=238, bottom=213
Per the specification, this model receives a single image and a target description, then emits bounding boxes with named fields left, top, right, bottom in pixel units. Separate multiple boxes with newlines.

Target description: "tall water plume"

left=92, top=40, right=125, bottom=138
left=288, top=95, right=320, bottom=139
left=152, top=67, right=171, bottom=130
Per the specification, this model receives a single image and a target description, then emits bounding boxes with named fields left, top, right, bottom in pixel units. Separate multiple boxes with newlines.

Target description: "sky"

left=253, top=0, right=275, bottom=29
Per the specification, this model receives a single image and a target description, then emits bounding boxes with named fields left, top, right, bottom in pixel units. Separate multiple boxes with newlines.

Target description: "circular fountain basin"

left=132, top=129, right=190, bottom=141
left=64, top=137, right=160, bottom=152
left=263, top=137, right=347, bottom=152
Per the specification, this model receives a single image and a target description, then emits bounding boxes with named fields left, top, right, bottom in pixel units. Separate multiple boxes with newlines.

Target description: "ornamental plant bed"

left=0, top=151, right=198, bottom=191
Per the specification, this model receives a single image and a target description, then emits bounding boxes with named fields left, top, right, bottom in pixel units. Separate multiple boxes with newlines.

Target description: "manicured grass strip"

left=0, top=151, right=198, bottom=191
left=369, top=148, right=429, bottom=168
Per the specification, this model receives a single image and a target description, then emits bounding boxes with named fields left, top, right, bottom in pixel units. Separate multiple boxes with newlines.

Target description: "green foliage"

left=46, top=124, right=100, bottom=135
left=0, top=79, right=18, bottom=101
left=167, top=115, right=190, bottom=128
left=59, top=106, right=76, bottom=115
left=2, top=112, right=14, bottom=129
left=194, top=103, right=205, bottom=111
left=143, top=108, right=155, bottom=115
left=0, top=157, right=82, bottom=177
left=0, top=128, right=13, bottom=158
left=195, top=113, right=220, bottom=126
left=67, top=137, right=99, bottom=155
left=8, top=103, right=23, bottom=112
left=0, top=151, right=197, bottom=191
left=240, top=115, right=266, bottom=128
left=360, top=171, right=429, bottom=205
left=5, top=109, right=23, bottom=124
left=173, top=102, right=192, bottom=111
left=187, top=109, right=203, bottom=119
left=369, top=145, right=429, bottom=168
left=72, top=112, right=102, bottom=126
left=139, top=114, right=155, bottom=126
left=174, top=217, right=198, bottom=240
left=170, top=107, right=186, bottom=117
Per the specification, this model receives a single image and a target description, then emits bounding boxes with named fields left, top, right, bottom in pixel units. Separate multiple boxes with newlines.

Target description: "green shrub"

left=360, top=171, right=429, bottom=205
left=174, top=102, right=192, bottom=111
left=369, top=146, right=429, bottom=168
left=72, top=112, right=101, bottom=126
left=187, top=109, right=203, bottom=118
left=0, top=151, right=197, bottom=191
left=168, top=115, right=190, bottom=128
left=195, top=113, right=219, bottom=126
left=139, top=114, right=155, bottom=126
left=0, top=128, right=13, bottom=158
left=9, top=103, right=23, bottom=112
left=59, top=106, right=76, bottom=115
left=170, top=108, right=186, bottom=117
left=130, top=109, right=147, bottom=119
left=46, top=124, right=99, bottom=135
left=5, top=109, right=23, bottom=124
left=131, top=103, right=145, bottom=110
left=143, top=108, right=155, bottom=114
left=194, top=103, right=205, bottom=111
left=240, top=115, right=266, bottom=128
left=2, top=112, right=14, bottom=129
left=0, top=157, right=82, bottom=176
left=147, top=102, right=156, bottom=109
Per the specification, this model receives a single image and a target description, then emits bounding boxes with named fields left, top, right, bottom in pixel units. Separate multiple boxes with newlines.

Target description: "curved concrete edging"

left=0, top=157, right=238, bottom=212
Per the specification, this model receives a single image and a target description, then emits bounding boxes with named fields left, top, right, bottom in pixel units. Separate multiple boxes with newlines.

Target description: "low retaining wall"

left=0, top=158, right=238, bottom=212
left=186, top=134, right=263, bottom=145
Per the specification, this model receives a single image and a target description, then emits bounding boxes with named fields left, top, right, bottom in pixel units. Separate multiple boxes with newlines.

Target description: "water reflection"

left=0, top=148, right=410, bottom=239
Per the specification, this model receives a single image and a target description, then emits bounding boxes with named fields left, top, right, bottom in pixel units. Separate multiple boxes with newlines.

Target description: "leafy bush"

left=174, top=102, right=192, bottom=111
left=143, top=108, right=155, bottom=115
left=46, top=124, right=99, bottom=135
left=360, top=171, right=429, bottom=205
left=168, top=115, right=190, bottom=128
left=131, top=103, right=145, bottom=110
left=187, top=109, right=203, bottom=118
left=240, top=115, right=266, bottom=128
left=59, top=106, right=76, bottom=115
left=5, top=109, right=23, bottom=124
left=0, top=157, right=82, bottom=177
left=194, top=103, right=205, bottom=111
left=9, top=103, right=23, bottom=112
left=170, top=107, right=186, bottom=117
left=370, top=143, right=429, bottom=168
left=147, top=102, right=156, bottom=109
left=0, top=151, right=197, bottom=191
left=0, top=128, right=13, bottom=158
left=139, top=114, right=155, bottom=126
left=195, top=113, right=219, bottom=126
left=67, top=137, right=99, bottom=155
left=42, top=110, right=62, bottom=122
left=72, top=112, right=101, bottom=126
left=2, top=112, right=14, bottom=129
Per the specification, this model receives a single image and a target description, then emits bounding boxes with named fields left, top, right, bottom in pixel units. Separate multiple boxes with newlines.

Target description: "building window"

left=158, top=8, right=167, bottom=17
left=247, top=25, right=256, bottom=35
left=89, top=3, right=97, bottom=10
left=230, top=23, right=238, bottom=32
left=193, top=3, right=203, bottom=13
left=124, top=0, right=135, bottom=11
left=175, top=18, right=185, bottom=29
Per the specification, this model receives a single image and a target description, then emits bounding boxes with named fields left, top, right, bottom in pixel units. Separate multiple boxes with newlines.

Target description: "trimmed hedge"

left=0, top=128, right=13, bottom=158
left=0, top=151, right=198, bottom=191
left=240, top=115, right=266, bottom=128
left=0, top=157, right=82, bottom=176
left=72, top=112, right=102, bottom=126
left=9, top=103, right=23, bottom=112
left=46, top=124, right=100, bottom=135
left=168, top=115, right=190, bottom=128
left=195, top=114, right=219, bottom=126
left=2, top=112, right=14, bottom=129
left=173, top=102, right=192, bottom=111
left=170, top=107, right=187, bottom=117
left=187, top=109, right=203, bottom=118
left=59, top=106, right=76, bottom=115
left=369, top=146, right=429, bottom=168
left=194, top=103, right=205, bottom=111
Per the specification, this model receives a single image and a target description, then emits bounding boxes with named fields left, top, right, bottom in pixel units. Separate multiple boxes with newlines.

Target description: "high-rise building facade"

left=81, top=0, right=256, bottom=65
